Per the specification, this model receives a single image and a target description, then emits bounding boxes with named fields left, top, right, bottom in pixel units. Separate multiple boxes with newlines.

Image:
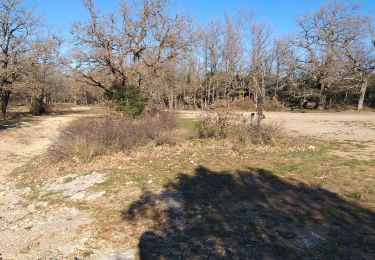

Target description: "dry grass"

left=49, top=112, right=178, bottom=162
left=236, top=122, right=283, bottom=145
left=10, top=112, right=375, bottom=259
left=17, top=131, right=375, bottom=258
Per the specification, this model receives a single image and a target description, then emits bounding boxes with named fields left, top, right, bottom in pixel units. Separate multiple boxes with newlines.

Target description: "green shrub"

left=105, top=83, right=148, bottom=118
left=30, top=98, right=49, bottom=116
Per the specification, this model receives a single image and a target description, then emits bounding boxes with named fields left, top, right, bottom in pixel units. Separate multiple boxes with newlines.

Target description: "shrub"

left=30, top=97, right=49, bottom=116
left=197, top=100, right=240, bottom=139
left=242, top=122, right=282, bottom=145
left=229, top=98, right=286, bottom=112
left=105, top=83, right=148, bottom=118
left=50, top=112, right=178, bottom=161
left=264, top=98, right=286, bottom=112
left=197, top=117, right=218, bottom=139
left=155, top=133, right=177, bottom=146
left=196, top=100, right=282, bottom=145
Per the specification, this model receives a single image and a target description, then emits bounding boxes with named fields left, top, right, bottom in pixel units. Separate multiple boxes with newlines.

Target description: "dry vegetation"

left=1, top=0, right=375, bottom=258
left=5, top=109, right=373, bottom=258
left=1, top=0, right=375, bottom=122
left=196, top=101, right=282, bottom=145
left=49, top=112, right=178, bottom=162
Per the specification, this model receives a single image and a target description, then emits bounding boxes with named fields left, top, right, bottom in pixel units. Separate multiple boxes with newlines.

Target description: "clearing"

left=0, top=108, right=375, bottom=259
left=180, top=110, right=375, bottom=160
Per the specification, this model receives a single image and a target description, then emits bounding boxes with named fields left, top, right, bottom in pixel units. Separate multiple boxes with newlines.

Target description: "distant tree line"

left=70, top=0, right=375, bottom=113
left=0, top=0, right=374, bottom=119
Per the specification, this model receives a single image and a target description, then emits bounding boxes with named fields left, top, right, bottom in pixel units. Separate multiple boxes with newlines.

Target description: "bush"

left=30, top=98, right=49, bottom=116
left=105, top=83, right=148, bottom=118
left=50, top=112, right=178, bottom=162
left=196, top=100, right=282, bottom=145
left=241, top=122, right=282, bottom=145
left=155, top=132, right=177, bottom=146
left=197, top=100, right=240, bottom=139
left=197, top=117, right=219, bottom=139
left=229, top=98, right=286, bottom=112
left=264, top=98, right=286, bottom=112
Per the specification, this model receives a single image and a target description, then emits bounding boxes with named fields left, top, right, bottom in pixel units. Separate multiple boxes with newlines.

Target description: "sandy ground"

left=0, top=110, right=96, bottom=259
left=1, top=109, right=375, bottom=258
left=179, top=111, right=375, bottom=142
left=1, top=115, right=78, bottom=176
left=179, top=110, right=375, bottom=160
left=1, top=107, right=135, bottom=259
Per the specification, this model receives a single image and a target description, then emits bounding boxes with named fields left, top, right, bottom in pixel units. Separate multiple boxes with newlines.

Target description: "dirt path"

left=0, top=112, right=96, bottom=259
left=1, top=116, right=76, bottom=175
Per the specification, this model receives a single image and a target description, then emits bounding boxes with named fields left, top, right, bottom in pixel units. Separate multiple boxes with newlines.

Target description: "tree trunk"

left=193, top=91, right=196, bottom=109
left=84, top=91, right=88, bottom=105
left=200, top=89, right=204, bottom=110
left=256, top=92, right=265, bottom=124
left=317, top=85, right=327, bottom=110
left=357, top=79, right=368, bottom=111
left=344, top=91, right=348, bottom=104
left=169, top=88, right=174, bottom=110
left=1, top=90, right=11, bottom=120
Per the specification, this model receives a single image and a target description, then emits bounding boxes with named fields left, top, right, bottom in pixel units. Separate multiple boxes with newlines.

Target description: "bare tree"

left=248, top=22, right=272, bottom=121
left=2, top=0, right=371, bottom=113
left=222, top=13, right=245, bottom=100
left=71, top=0, right=190, bottom=94
left=295, top=1, right=373, bottom=110
left=0, top=0, right=39, bottom=119
left=22, top=36, right=62, bottom=105
left=341, top=18, right=374, bottom=110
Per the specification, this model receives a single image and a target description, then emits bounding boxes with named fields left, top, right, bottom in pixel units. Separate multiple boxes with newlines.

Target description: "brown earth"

left=1, top=108, right=375, bottom=258
left=179, top=110, right=375, bottom=160
left=0, top=108, right=97, bottom=259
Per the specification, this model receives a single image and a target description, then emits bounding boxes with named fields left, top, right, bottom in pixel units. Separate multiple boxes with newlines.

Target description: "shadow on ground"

left=123, top=166, right=375, bottom=259
left=0, top=119, right=32, bottom=131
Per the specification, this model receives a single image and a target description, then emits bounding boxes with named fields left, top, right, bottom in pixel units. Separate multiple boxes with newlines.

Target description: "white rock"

left=93, top=250, right=135, bottom=260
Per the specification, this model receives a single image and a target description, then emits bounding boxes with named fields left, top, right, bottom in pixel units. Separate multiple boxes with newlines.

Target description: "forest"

left=0, top=0, right=374, bottom=121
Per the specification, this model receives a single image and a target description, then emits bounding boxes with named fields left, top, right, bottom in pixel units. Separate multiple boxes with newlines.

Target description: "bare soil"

left=179, top=110, right=375, bottom=160
left=179, top=110, right=375, bottom=142
left=1, top=108, right=375, bottom=258
left=0, top=108, right=98, bottom=259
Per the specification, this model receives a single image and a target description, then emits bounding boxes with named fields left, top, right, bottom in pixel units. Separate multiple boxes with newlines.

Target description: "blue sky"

left=25, top=0, right=374, bottom=40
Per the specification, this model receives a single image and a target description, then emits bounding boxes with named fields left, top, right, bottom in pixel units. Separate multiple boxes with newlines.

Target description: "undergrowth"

left=49, top=112, right=178, bottom=162
left=197, top=100, right=283, bottom=145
